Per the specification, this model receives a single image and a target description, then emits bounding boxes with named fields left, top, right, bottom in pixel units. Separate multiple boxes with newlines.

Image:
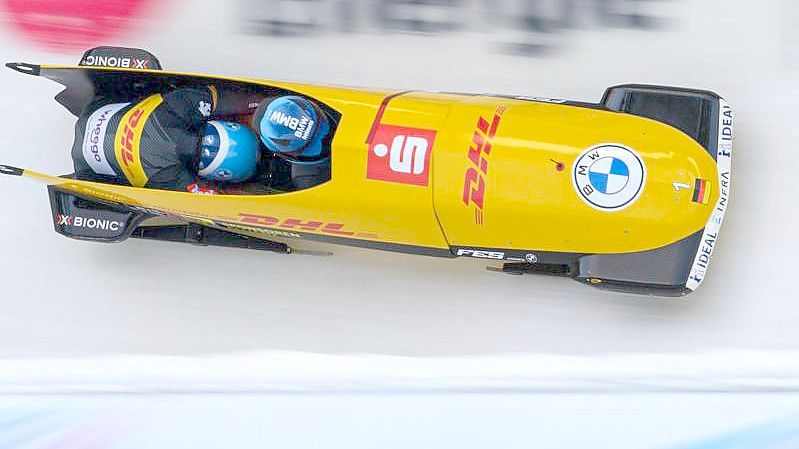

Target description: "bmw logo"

left=572, top=144, right=646, bottom=211
left=588, top=157, right=629, bottom=194
left=215, top=169, right=233, bottom=180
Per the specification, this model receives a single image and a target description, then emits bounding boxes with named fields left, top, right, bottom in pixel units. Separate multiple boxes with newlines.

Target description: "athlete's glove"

left=186, top=182, right=219, bottom=195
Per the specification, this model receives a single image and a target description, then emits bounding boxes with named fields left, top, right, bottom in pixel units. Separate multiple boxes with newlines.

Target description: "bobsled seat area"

left=7, top=47, right=342, bottom=195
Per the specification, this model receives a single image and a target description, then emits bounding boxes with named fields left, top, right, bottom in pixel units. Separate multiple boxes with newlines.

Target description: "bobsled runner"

left=1, top=46, right=733, bottom=296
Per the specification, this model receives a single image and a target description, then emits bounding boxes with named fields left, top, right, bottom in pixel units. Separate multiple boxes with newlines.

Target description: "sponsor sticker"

left=56, top=214, right=124, bottom=232
left=367, top=125, right=436, bottom=186
left=81, top=102, right=129, bottom=176
left=456, top=248, right=505, bottom=259
left=462, top=106, right=506, bottom=225
left=114, top=94, right=164, bottom=187
left=686, top=99, right=733, bottom=291
left=572, top=143, right=646, bottom=211
left=82, top=55, right=150, bottom=69
left=269, top=110, right=315, bottom=141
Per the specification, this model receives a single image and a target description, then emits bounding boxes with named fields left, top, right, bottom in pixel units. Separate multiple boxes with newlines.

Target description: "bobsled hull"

left=2, top=47, right=733, bottom=296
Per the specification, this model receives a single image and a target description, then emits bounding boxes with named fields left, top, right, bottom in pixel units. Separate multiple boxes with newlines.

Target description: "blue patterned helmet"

left=198, top=121, right=261, bottom=182
left=257, top=96, right=330, bottom=161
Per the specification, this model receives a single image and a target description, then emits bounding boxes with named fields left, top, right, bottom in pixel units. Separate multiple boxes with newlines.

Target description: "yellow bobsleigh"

left=1, top=47, right=733, bottom=296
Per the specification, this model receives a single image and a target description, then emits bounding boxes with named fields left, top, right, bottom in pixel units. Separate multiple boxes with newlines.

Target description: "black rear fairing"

left=49, top=186, right=152, bottom=242
left=48, top=187, right=293, bottom=254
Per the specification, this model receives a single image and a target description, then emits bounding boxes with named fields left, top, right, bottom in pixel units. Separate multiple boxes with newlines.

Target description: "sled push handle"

left=5, top=62, right=40, bottom=76
left=0, top=165, right=24, bottom=176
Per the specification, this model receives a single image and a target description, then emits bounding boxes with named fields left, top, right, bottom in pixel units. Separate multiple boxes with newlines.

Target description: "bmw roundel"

left=572, top=143, right=646, bottom=211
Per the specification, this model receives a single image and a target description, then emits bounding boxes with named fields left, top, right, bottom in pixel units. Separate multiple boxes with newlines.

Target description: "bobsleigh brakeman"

left=1, top=47, right=732, bottom=296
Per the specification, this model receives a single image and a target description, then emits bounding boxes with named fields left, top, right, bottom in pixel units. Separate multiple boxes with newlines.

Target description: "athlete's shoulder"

left=160, top=87, right=214, bottom=127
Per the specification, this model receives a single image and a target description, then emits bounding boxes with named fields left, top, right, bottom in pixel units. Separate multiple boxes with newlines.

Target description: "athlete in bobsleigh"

left=71, top=85, right=331, bottom=194
left=253, top=96, right=331, bottom=191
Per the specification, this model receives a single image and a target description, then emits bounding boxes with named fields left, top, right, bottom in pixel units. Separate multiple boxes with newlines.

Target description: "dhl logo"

left=462, top=106, right=506, bottom=225
left=231, top=213, right=379, bottom=239
left=114, top=94, right=163, bottom=187
left=119, top=108, right=144, bottom=167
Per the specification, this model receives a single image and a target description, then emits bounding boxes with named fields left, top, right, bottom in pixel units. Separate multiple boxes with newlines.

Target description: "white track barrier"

left=1, top=350, right=799, bottom=394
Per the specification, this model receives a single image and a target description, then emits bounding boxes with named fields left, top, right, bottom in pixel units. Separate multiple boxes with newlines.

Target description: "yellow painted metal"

left=431, top=95, right=719, bottom=253
left=26, top=65, right=720, bottom=254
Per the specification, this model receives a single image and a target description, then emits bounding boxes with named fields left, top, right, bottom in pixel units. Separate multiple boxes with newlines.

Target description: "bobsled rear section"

left=47, top=185, right=294, bottom=254
left=49, top=186, right=150, bottom=242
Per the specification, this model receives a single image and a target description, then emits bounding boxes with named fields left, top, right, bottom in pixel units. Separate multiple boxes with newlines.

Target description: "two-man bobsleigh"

left=1, top=46, right=733, bottom=296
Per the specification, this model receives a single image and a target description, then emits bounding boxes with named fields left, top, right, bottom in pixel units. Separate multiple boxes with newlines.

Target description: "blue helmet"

left=198, top=121, right=261, bottom=182
left=257, top=96, right=330, bottom=162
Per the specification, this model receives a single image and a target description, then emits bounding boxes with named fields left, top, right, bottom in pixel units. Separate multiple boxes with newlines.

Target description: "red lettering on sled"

left=461, top=106, right=505, bottom=224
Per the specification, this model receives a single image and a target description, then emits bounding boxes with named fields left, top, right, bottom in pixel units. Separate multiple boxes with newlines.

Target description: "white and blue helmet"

left=257, top=96, right=330, bottom=162
left=198, top=121, right=261, bottom=182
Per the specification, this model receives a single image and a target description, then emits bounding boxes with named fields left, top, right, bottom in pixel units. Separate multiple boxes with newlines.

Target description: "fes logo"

left=367, top=125, right=436, bottom=186
left=572, top=144, right=646, bottom=211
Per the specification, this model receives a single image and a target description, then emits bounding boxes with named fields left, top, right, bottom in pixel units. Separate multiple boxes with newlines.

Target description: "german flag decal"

left=692, top=179, right=711, bottom=204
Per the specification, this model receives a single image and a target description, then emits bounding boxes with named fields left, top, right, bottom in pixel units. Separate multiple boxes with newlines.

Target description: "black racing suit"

left=71, top=86, right=249, bottom=191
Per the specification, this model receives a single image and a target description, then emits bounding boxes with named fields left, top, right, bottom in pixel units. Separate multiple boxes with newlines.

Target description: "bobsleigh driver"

left=72, top=86, right=331, bottom=194
left=254, top=95, right=331, bottom=191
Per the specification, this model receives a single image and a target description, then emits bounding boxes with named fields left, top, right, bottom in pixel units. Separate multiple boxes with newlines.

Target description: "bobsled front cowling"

left=431, top=95, right=720, bottom=254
